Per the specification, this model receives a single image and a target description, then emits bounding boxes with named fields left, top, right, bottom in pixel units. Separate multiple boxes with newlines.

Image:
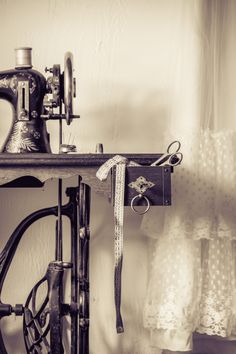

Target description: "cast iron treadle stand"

left=0, top=152, right=170, bottom=354
left=0, top=178, right=91, bottom=354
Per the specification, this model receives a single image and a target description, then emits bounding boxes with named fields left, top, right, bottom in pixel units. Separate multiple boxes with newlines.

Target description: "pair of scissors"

left=151, top=140, right=183, bottom=167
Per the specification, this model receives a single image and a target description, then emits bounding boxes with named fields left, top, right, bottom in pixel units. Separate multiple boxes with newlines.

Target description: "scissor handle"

left=168, top=152, right=183, bottom=166
left=167, top=140, right=181, bottom=154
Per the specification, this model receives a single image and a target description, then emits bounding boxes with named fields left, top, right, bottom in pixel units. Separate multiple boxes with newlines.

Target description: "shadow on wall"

left=72, top=90, right=171, bottom=154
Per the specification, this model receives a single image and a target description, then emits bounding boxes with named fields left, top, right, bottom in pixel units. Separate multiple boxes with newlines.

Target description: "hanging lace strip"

left=96, top=155, right=139, bottom=333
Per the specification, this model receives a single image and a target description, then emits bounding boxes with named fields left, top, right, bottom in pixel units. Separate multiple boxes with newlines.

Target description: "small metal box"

left=112, top=166, right=172, bottom=206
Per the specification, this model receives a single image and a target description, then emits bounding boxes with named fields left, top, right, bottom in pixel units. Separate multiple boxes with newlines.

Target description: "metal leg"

left=66, top=181, right=91, bottom=354
left=69, top=184, right=79, bottom=354
left=78, top=183, right=91, bottom=354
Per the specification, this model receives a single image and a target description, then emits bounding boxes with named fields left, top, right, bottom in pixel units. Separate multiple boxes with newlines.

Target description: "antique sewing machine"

left=0, top=48, right=175, bottom=354
left=0, top=47, right=79, bottom=153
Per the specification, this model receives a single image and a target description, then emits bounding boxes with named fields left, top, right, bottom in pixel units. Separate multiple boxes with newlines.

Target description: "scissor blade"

left=151, top=153, right=170, bottom=166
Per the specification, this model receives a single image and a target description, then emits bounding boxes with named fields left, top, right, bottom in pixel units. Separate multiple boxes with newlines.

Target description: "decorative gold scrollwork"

left=128, top=176, right=155, bottom=194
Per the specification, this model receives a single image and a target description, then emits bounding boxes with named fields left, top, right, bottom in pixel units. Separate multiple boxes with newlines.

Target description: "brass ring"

left=130, top=194, right=150, bottom=215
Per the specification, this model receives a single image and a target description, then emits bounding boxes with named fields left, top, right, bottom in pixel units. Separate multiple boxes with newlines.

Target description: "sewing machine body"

left=0, top=68, right=51, bottom=153
left=0, top=47, right=78, bottom=154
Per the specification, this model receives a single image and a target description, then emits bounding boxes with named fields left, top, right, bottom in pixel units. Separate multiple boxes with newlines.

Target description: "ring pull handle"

left=130, top=194, right=150, bottom=215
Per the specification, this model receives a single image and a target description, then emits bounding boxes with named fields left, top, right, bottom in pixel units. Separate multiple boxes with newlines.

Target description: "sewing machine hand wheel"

left=63, top=52, right=75, bottom=125
left=42, top=51, right=79, bottom=126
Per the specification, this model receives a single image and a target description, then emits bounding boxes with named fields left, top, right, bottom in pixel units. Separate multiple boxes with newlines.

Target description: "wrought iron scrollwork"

left=0, top=180, right=91, bottom=354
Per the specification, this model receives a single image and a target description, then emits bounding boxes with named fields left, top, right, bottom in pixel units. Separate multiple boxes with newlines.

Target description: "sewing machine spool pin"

left=15, top=47, right=32, bottom=69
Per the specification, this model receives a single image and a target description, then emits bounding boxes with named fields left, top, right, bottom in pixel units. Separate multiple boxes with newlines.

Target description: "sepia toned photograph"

left=0, top=0, right=235, bottom=353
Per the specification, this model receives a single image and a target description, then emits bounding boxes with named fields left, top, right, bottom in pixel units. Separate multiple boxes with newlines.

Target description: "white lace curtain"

left=142, top=0, right=236, bottom=352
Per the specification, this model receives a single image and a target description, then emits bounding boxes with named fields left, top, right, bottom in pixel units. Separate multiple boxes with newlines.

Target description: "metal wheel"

left=63, top=52, right=74, bottom=125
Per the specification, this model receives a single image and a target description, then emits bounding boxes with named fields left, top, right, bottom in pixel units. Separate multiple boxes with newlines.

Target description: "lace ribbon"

left=96, top=155, right=139, bottom=333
